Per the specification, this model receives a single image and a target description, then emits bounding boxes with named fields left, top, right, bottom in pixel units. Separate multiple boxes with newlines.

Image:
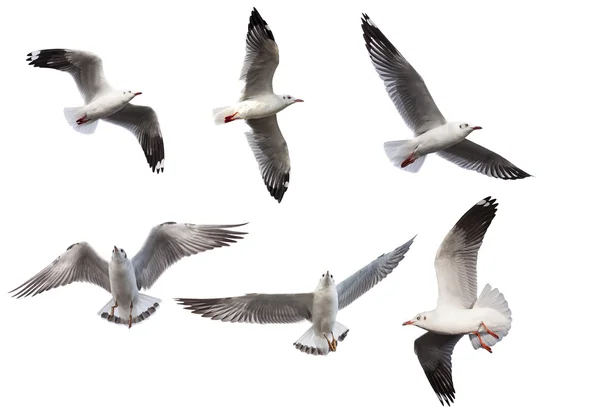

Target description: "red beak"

left=134, top=92, right=142, bottom=96
left=472, top=126, right=482, bottom=130
left=402, top=321, right=414, bottom=326
left=294, top=99, right=304, bottom=103
left=113, top=246, right=119, bottom=252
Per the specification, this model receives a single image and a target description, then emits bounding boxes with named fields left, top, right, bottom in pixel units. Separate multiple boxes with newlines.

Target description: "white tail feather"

left=383, top=140, right=426, bottom=173
left=63, top=107, right=98, bottom=134
left=470, top=284, right=512, bottom=350
left=212, top=106, right=236, bottom=125
left=293, top=322, right=349, bottom=356
left=97, top=293, right=161, bottom=328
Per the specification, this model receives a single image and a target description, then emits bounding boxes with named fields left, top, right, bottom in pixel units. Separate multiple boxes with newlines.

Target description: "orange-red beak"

left=402, top=320, right=414, bottom=326
left=472, top=126, right=482, bottom=130
left=134, top=92, right=142, bottom=96
left=294, top=99, right=304, bottom=103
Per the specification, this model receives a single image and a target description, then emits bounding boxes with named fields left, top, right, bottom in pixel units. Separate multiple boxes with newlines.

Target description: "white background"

left=1, top=0, right=598, bottom=417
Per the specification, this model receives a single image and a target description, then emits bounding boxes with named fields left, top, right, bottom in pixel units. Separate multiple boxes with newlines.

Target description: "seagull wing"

left=240, top=8, right=279, bottom=99
left=27, top=49, right=111, bottom=103
left=337, top=236, right=415, bottom=310
left=132, top=222, right=248, bottom=290
left=414, top=332, right=463, bottom=406
left=245, top=115, right=291, bottom=202
left=361, top=15, right=446, bottom=135
left=103, top=104, right=165, bottom=173
left=436, top=140, right=531, bottom=180
left=175, top=293, right=314, bottom=324
left=434, top=197, right=498, bottom=309
left=9, top=242, right=110, bottom=298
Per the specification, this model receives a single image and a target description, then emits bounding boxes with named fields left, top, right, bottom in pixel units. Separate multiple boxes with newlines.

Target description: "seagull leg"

left=224, top=112, right=239, bottom=123
left=330, top=332, right=338, bottom=351
left=76, top=115, right=90, bottom=125
left=128, top=302, right=133, bottom=329
left=481, top=322, right=500, bottom=339
left=109, top=301, right=118, bottom=317
left=472, top=331, right=492, bottom=353
left=323, top=333, right=336, bottom=352
left=401, top=152, right=417, bottom=168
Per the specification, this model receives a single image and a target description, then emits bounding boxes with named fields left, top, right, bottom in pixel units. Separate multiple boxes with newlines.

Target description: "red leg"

left=472, top=331, right=492, bottom=353
left=224, top=112, right=239, bottom=123
left=481, top=322, right=499, bottom=339
left=76, top=115, right=90, bottom=125
left=401, top=153, right=416, bottom=168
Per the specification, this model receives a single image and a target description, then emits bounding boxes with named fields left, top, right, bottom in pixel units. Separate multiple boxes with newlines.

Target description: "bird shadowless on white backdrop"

left=402, top=197, right=512, bottom=406
left=212, top=8, right=304, bottom=203
left=361, top=14, right=531, bottom=179
left=27, top=49, right=166, bottom=173
left=9, top=222, right=247, bottom=328
left=176, top=235, right=414, bottom=355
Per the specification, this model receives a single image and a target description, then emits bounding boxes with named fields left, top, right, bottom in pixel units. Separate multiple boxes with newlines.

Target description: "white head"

left=121, top=90, right=142, bottom=102
left=318, top=271, right=335, bottom=287
left=281, top=94, right=304, bottom=107
left=111, top=246, right=128, bottom=263
left=402, top=311, right=432, bottom=329
left=453, top=122, right=482, bottom=137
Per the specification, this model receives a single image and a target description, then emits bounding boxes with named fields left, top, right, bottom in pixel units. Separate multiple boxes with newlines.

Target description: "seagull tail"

left=293, top=322, right=349, bottom=356
left=470, top=284, right=512, bottom=350
left=383, top=140, right=426, bottom=173
left=63, top=106, right=98, bottom=135
left=97, top=294, right=161, bottom=328
left=212, top=106, right=237, bottom=125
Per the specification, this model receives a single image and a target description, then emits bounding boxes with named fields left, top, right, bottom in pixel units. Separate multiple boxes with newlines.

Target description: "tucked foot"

left=481, top=322, right=499, bottom=339
left=76, top=115, right=90, bottom=125
left=324, top=332, right=337, bottom=352
left=128, top=302, right=133, bottom=329
left=473, top=331, right=492, bottom=353
left=223, top=112, right=239, bottom=123
left=401, top=152, right=417, bottom=168
left=110, top=301, right=118, bottom=317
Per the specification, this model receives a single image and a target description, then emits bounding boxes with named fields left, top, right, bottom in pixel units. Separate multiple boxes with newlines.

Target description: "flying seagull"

left=176, top=236, right=415, bottom=355
left=10, top=222, right=248, bottom=328
left=361, top=14, right=530, bottom=179
left=212, top=8, right=304, bottom=203
left=27, top=49, right=165, bottom=173
left=402, top=197, right=512, bottom=406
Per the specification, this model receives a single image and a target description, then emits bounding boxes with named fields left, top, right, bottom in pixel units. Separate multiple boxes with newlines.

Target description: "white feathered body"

left=108, top=259, right=139, bottom=308
left=213, top=94, right=287, bottom=124
left=311, top=283, right=338, bottom=334
left=83, top=91, right=130, bottom=121
left=412, top=123, right=467, bottom=157
left=421, top=306, right=510, bottom=336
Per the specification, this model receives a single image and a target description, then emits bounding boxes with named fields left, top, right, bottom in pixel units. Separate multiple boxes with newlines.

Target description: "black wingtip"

left=248, top=7, right=274, bottom=42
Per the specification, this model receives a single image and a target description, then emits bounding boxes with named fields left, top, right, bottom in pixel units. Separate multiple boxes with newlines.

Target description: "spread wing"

left=10, top=242, right=110, bottom=298
left=361, top=15, right=446, bottom=135
left=103, top=104, right=165, bottom=173
left=240, top=8, right=279, bottom=99
left=337, top=236, right=415, bottom=310
left=414, top=332, right=463, bottom=406
left=132, top=222, right=248, bottom=290
left=175, top=293, right=314, bottom=324
left=436, top=140, right=531, bottom=180
left=245, top=115, right=291, bottom=202
left=27, top=49, right=111, bottom=103
left=434, top=197, right=498, bottom=309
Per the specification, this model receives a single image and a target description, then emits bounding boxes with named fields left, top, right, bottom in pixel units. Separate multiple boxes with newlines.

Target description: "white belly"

left=84, top=93, right=128, bottom=121
left=235, top=97, right=284, bottom=120
left=426, top=307, right=509, bottom=335
left=312, top=289, right=338, bottom=334
left=109, top=264, right=138, bottom=307
left=414, top=125, right=466, bottom=156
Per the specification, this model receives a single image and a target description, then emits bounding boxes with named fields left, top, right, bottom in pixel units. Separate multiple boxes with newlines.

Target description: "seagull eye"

left=417, top=316, right=421, bottom=321
left=424, top=316, right=427, bottom=320
left=465, top=124, right=469, bottom=127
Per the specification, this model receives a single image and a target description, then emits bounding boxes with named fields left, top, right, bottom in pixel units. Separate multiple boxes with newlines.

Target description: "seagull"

left=176, top=236, right=415, bottom=355
left=361, top=14, right=531, bottom=180
left=212, top=8, right=304, bottom=203
left=402, top=197, right=512, bottom=406
left=9, top=222, right=248, bottom=328
left=27, top=49, right=165, bottom=173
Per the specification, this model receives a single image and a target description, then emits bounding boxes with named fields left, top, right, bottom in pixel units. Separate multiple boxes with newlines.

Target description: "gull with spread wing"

left=361, top=14, right=530, bottom=179
left=212, top=8, right=304, bottom=203
left=10, top=223, right=247, bottom=328
left=402, top=197, right=512, bottom=406
left=27, top=49, right=165, bottom=173
left=176, top=236, right=415, bottom=355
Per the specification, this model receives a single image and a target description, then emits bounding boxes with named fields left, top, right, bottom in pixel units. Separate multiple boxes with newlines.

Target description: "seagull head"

left=402, top=312, right=429, bottom=328
left=281, top=94, right=304, bottom=107
left=111, top=246, right=128, bottom=262
left=455, top=122, right=482, bottom=136
left=318, top=271, right=335, bottom=287
left=122, top=90, right=142, bottom=102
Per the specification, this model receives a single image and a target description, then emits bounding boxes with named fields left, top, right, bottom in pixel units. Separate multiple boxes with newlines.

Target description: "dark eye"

left=417, top=316, right=421, bottom=321
left=424, top=316, right=427, bottom=320
left=465, top=124, right=469, bottom=127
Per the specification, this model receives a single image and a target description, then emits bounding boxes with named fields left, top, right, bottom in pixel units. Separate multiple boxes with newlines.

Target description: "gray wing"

left=361, top=15, right=446, bottom=135
left=132, top=222, right=248, bottom=290
left=240, top=8, right=279, bottom=99
left=103, top=104, right=165, bottom=174
left=434, top=197, right=498, bottom=309
left=337, top=235, right=415, bottom=310
left=414, top=332, right=463, bottom=406
left=245, top=116, right=291, bottom=203
left=175, top=293, right=314, bottom=324
left=27, top=49, right=111, bottom=104
left=9, top=242, right=110, bottom=298
left=436, top=140, right=531, bottom=180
